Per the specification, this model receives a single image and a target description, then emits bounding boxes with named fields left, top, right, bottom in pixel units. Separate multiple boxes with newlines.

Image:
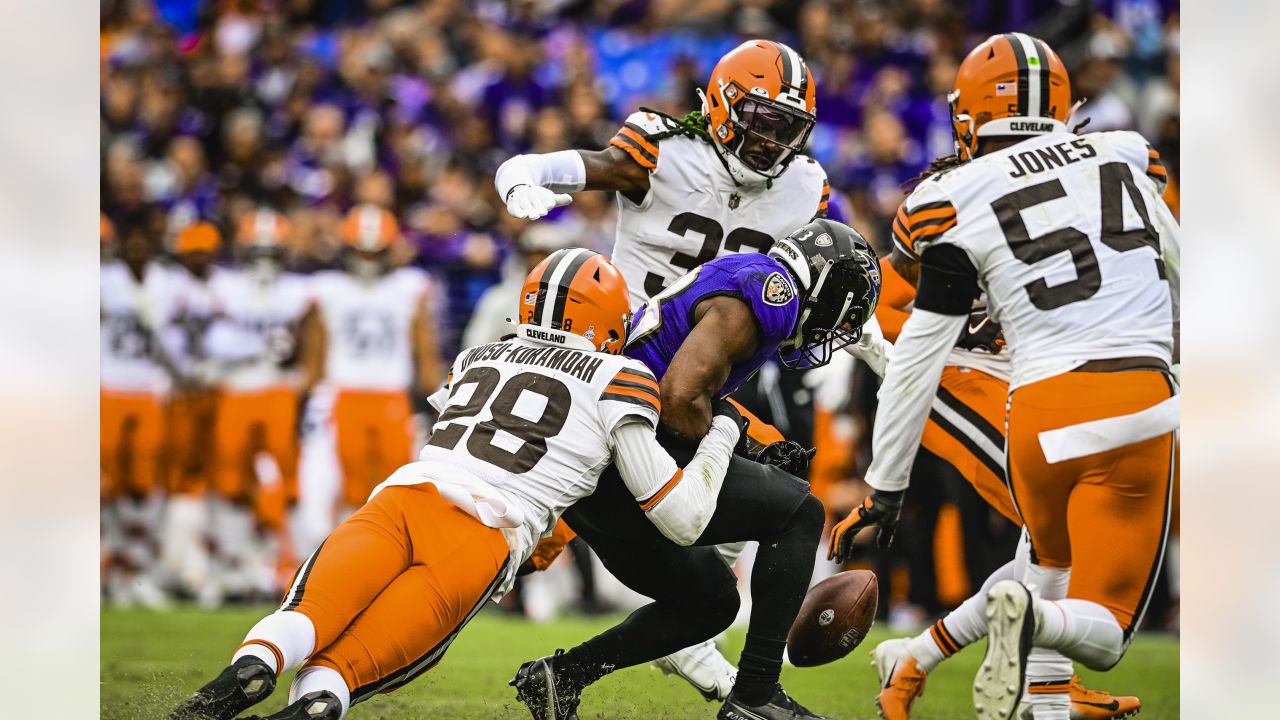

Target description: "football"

left=787, top=569, right=879, bottom=667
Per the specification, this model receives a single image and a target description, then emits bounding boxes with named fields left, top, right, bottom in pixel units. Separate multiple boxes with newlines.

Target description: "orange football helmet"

left=340, top=204, right=399, bottom=251
left=517, top=248, right=631, bottom=355
left=236, top=208, right=293, bottom=249
left=173, top=221, right=222, bottom=255
left=949, top=32, right=1072, bottom=160
left=703, top=39, right=816, bottom=183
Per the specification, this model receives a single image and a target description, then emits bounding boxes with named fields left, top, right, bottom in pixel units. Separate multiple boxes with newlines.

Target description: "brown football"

left=786, top=569, right=879, bottom=667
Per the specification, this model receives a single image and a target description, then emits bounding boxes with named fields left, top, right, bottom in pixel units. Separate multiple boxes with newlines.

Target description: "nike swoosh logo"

left=968, top=318, right=989, bottom=334
left=1074, top=699, right=1120, bottom=711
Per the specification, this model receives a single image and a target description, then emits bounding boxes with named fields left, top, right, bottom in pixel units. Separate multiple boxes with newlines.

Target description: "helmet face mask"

left=768, top=220, right=881, bottom=370
left=704, top=40, right=817, bottom=185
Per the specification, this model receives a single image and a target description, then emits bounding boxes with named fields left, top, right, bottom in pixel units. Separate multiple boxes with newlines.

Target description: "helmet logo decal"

left=763, top=272, right=795, bottom=306
left=814, top=233, right=833, bottom=247
left=524, top=290, right=537, bottom=305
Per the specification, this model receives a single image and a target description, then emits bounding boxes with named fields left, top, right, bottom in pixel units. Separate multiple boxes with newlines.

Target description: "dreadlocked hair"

left=637, top=107, right=713, bottom=144
left=904, top=154, right=968, bottom=190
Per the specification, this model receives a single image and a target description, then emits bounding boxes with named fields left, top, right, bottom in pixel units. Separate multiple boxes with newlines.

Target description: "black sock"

left=554, top=642, right=613, bottom=689
left=734, top=636, right=785, bottom=705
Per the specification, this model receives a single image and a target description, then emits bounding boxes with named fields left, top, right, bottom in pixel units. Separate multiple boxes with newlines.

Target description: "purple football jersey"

left=625, top=254, right=799, bottom=397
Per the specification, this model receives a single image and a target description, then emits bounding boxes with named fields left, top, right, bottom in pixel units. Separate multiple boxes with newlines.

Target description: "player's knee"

left=787, top=492, right=826, bottom=539
left=702, top=586, right=741, bottom=634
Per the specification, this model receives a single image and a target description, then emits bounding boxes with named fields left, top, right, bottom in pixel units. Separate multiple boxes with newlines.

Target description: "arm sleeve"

left=913, top=244, right=982, bottom=316
left=494, top=150, right=587, bottom=200
left=863, top=308, right=968, bottom=492
left=611, top=415, right=741, bottom=546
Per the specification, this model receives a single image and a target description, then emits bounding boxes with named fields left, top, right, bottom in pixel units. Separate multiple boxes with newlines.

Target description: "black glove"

left=955, top=311, right=1006, bottom=354
left=752, top=440, right=817, bottom=476
left=828, top=488, right=905, bottom=561
left=711, top=398, right=752, bottom=456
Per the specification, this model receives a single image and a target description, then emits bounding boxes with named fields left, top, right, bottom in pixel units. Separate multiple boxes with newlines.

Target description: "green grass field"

left=102, top=606, right=1178, bottom=719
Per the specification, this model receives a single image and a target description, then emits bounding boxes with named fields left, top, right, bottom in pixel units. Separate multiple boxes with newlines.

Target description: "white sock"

left=1021, top=563, right=1073, bottom=717
left=905, top=559, right=1016, bottom=672
left=289, top=665, right=350, bottom=718
left=232, top=610, right=317, bottom=675
left=1033, top=599, right=1123, bottom=671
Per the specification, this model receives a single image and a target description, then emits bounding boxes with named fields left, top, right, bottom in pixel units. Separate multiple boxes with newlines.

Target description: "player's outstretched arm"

left=659, top=296, right=760, bottom=442
left=612, top=412, right=741, bottom=546
left=495, top=146, right=649, bottom=219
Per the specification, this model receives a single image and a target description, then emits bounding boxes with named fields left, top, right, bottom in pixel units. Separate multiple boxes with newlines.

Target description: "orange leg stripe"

left=1027, top=682, right=1071, bottom=694
left=236, top=639, right=285, bottom=677
left=929, top=623, right=958, bottom=656
left=935, top=619, right=962, bottom=653
left=638, top=469, right=683, bottom=511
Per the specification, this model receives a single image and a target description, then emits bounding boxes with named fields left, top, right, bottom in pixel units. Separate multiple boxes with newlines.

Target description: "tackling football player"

left=827, top=33, right=1179, bottom=720
left=511, top=219, right=881, bottom=720
left=167, top=249, right=745, bottom=720
left=497, top=37, right=892, bottom=701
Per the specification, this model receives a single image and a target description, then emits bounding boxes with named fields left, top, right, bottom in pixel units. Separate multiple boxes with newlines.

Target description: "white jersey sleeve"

left=597, top=356, right=662, bottom=432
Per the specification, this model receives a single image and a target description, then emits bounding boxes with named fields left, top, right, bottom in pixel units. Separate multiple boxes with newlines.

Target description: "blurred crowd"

left=100, top=0, right=1179, bottom=629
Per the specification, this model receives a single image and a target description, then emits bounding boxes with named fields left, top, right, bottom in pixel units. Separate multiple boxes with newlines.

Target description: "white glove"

left=504, top=184, right=573, bottom=220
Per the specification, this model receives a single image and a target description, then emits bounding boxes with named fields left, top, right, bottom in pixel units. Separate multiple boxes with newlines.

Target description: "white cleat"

left=974, top=580, right=1036, bottom=720
left=653, top=638, right=736, bottom=702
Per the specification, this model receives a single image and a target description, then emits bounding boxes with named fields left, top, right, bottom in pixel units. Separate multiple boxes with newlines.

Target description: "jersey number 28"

left=427, top=367, right=570, bottom=474
left=993, top=162, right=1164, bottom=311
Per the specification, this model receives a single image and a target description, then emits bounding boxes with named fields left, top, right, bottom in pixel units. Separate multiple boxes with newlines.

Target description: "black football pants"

left=561, top=439, right=825, bottom=683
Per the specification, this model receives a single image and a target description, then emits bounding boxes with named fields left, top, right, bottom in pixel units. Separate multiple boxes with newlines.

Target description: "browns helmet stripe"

left=530, top=249, right=568, bottom=326
left=1004, top=34, right=1031, bottom=117
left=1028, top=36, right=1053, bottom=116
left=549, top=248, right=594, bottom=329
left=770, top=41, right=807, bottom=104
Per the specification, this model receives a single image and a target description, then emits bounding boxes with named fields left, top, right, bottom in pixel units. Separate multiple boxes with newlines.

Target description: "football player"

left=864, top=251, right=1140, bottom=718
left=167, top=249, right=745, bottom=720
left=158, top=221, right=225, bottom=600
left=297, top=204, right=444, bottom=517
left=827, top=33, right=1179, bottom=720
left=204, top=209, right=313, bottom=599
left=497, top=38, right=893, bottom=700
left=511, top=219, right=880, bottom=720
left=101, top=211, right=176, bottom=607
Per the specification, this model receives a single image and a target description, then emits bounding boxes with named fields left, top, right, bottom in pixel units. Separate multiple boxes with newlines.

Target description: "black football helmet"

left=768, top=218, right=881, bottom=370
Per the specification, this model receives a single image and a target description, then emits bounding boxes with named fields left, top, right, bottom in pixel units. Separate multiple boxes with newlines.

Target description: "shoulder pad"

left=892, top=182, right=957, bottom=260
left=620, top=110, right=680, bottom=137
left=1097, top=130, right=1168, bottom=193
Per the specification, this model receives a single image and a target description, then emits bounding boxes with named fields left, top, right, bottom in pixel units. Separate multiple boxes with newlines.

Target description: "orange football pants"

left=332, top=389, right=415, bottom=507
left=1007, top=369, right=1176, bottom=633
left=167, top=389, right=220, bottom=496
left=922, top=366, right=1019, bottom=525
left=101, top=390, right=165, bottom=499
left=280, top=484, right=509, bottom=704
left=215, top=387, right=299, bottom=521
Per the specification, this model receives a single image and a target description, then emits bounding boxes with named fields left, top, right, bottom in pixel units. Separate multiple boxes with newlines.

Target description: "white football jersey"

left=100, top=260, right=178, bottom=393
left=421, top=337, right=660, bottom=554
left=608, top=111, right=830, bottom=309
left=902, top=130, right=1178, bottom=389
left=312, top=268, right=430, bottom=391
left=206, top=268, right=313, bottom=391
left=159, top=265, right=223, bottom=380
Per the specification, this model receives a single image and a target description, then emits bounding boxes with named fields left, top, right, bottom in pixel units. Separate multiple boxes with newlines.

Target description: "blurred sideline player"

left=496, top=39, right=886, bottom=699
left=158, top=221, right=224, bottom=600
left=204, top=209, right=313, bottom=599
left=168, top=250, right=744, bottom=720
left=865, top=253, right=1139, bottom=717
left=828, top=33, right=1179, bottom=720
left=298, top=204, right=444, bottom=518
left=101, top=212, right=172, bottom=607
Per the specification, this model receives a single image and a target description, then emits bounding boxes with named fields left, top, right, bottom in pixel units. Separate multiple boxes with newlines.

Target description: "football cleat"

left=718, top=684, right=832, bottom=720
left=653, top=638, right=737, bottom=702
left=167, top=655, right=276, bottom=720
left=510, top=650, right=584, bottom=720
left=974, top=580, right=1036, bottom=720
left=242, top=690, right=342, bottom=720
left=871, top=638, right=927, bottom=719
left=1069, top=677, right=1141, bottom=719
